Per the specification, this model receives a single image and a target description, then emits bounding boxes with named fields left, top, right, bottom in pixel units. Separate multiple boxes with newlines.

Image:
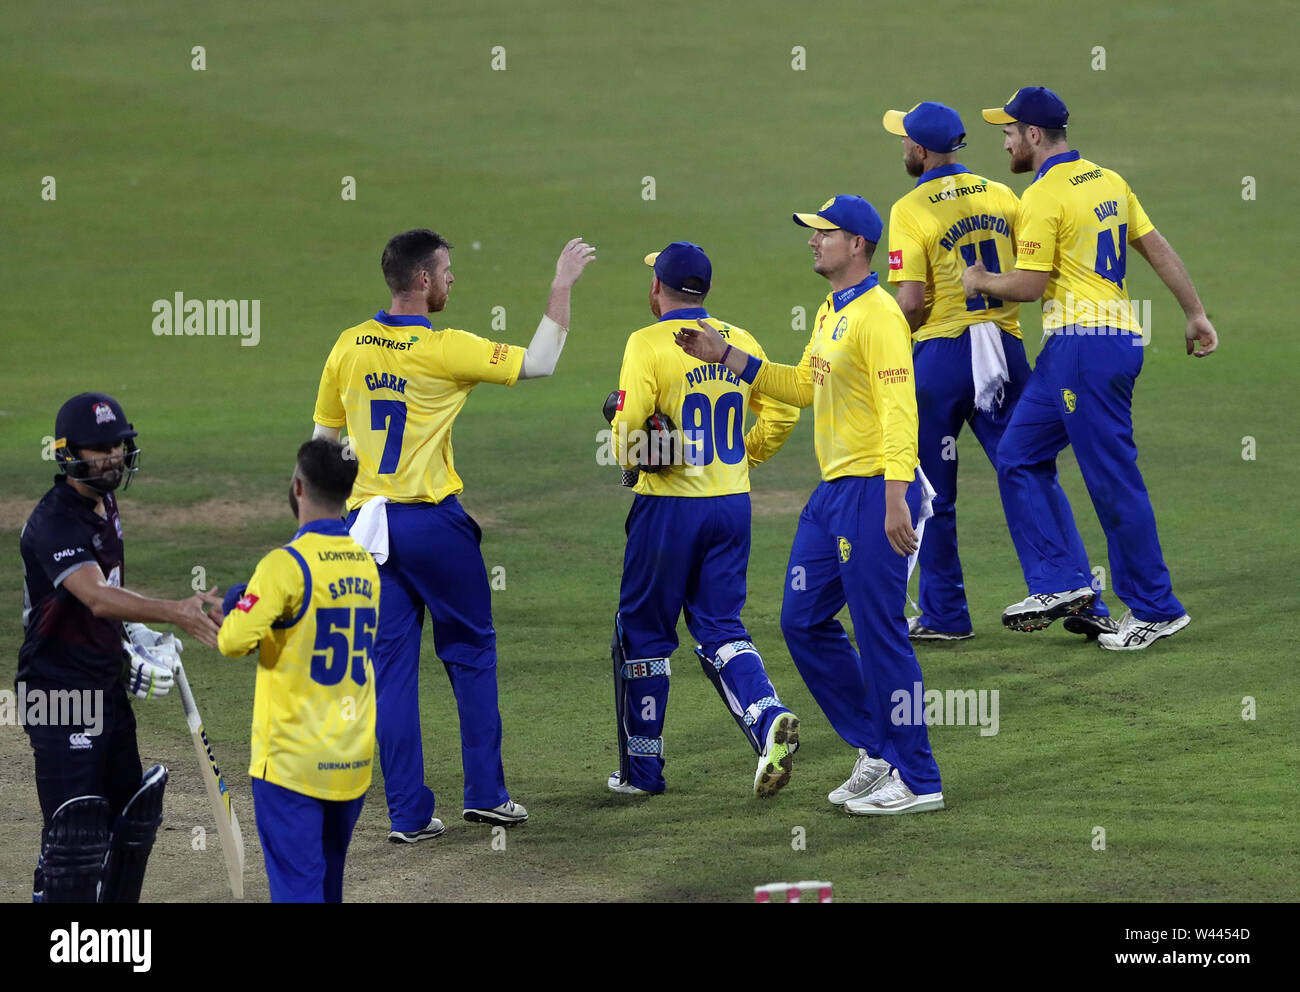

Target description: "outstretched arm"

left=62, top=565, right=222, bottom=648
left=675, top=320, right=814, bottom=408
left=1132, top=230, right=1219, bottom=357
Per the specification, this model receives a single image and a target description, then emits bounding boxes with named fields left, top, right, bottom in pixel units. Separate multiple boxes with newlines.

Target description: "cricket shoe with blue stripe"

left=463, top=800, right=528, bottom=826
left=388, top=815, right=446, bottom=844
left=1002, top=587, right=1095, bottom=632
left=1098, top=611, right=1190, bottom=651
left=844, top=770, right=944, bottom=816
left=827, top=748, right=891, bottom=806
left=754, top=712, right=799, bottom=798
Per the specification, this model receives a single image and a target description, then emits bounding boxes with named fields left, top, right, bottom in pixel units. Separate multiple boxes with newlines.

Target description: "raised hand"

left=554, top=237, right=597, bottom=289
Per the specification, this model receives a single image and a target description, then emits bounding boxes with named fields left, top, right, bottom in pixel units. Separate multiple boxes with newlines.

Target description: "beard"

left=1009, top=148, right=1034, bottom=174
left=82, top=466, right=122, bottom=494
left=904, top=151, right=925, bottom=177
left=288, top=480, right=299, bottom=520
left=72, top=452, right=123, bottom=493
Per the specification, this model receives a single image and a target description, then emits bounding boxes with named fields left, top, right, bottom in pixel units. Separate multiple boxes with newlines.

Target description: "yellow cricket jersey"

left=887, top=164, right=1022, bottom=341
left=746, top=275, right=918, bottom=482
left=1015, top=150, right=1155, bottom=332
left=610, top=308, right=799, bottom=497
left=313, top=311, right=526, bottom=510
left=216, top=519, right=378, bottom=802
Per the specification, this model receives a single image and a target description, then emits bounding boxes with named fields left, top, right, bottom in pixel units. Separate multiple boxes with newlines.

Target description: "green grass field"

left=2, top=0, right=1297, bottom=902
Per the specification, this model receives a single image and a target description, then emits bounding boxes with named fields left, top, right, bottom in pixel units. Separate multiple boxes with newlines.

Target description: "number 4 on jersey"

left=1094, top=223, right=1129, bottom=288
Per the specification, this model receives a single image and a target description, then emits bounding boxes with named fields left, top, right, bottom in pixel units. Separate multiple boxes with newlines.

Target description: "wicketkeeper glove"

left=123, top=641, right=177, bottom=700
left=602, top=392, right=680, bottom=483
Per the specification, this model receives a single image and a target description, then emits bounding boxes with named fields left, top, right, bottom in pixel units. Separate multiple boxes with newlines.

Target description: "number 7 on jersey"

left=370, top=400, right=407, bottom=474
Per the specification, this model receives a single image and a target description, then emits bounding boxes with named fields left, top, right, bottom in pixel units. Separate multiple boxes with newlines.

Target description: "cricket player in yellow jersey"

left=883, top=100, right=1112, bottom=641
left=313, top=229, right=595, bottom=841
left=676, top=198, right=944, bottom=816
left=216, top=439, right=376, bottom=902
left=965, top=87, right=1219, bottom=649
left=604, top=241, right=800, bottom=797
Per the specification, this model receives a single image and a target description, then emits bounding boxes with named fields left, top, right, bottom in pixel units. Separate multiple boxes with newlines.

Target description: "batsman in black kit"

left=17, top=393, right=222, bottom=901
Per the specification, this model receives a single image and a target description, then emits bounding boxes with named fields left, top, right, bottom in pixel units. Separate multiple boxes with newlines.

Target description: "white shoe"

left=827, top=749, right=892, bottom=806
left=462, top=800, right=528, bottom=826
left=754, top=712, right=799, bottom=798
left=1002, top=587, right=1095, bottom=632
left=607, top=772, right=648, bottom=795
left=844, top=771, right=944, bottom=816
left=388, top=816, right=446, bottom=843
left=1098, top=611, right=1190, bottom=651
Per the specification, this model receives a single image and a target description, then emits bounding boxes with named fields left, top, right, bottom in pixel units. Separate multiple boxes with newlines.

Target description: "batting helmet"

left=54, top=392, right=141, bottom=493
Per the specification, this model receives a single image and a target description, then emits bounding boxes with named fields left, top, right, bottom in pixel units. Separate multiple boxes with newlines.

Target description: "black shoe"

left=907, top=616, right=974, bottom=641
left=1062, top=614, right=1120, bottom=639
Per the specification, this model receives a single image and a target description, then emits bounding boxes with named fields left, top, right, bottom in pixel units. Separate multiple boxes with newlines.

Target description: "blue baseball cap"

left=793, top=195, right=884, bottom=244
left=644, top=241, right=711, bottom=295
left=983, top=86, right=1069, bottom=129
left=882, top=101, right=967, bottom=153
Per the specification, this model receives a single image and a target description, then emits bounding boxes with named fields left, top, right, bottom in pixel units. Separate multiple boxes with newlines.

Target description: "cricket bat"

left=174, top=661, right=245, bottom=899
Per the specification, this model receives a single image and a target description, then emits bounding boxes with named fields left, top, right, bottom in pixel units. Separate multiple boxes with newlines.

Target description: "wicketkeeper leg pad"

left=100, top=763, right=168, bottom=903
left=41, top=795, right=112, bottom=903
left=695, top=641, right=787, bottom=755
left=612, top=615, right=670, bottom=792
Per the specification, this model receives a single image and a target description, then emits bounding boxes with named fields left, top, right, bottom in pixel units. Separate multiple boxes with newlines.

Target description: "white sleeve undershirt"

left=518, top=315, right=568, bottom=380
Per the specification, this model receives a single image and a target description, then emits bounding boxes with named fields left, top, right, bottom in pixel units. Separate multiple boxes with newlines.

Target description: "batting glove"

left=123, top=641, right=176, bottom=699
left=126, top=621, right=183, bottom=658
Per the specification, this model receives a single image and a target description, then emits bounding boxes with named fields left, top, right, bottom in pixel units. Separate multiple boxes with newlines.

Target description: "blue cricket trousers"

left=253, top=778, right=365, bottom=903
left=780, top=474, right=942, bottom=796
left=914, top=330, right=1107, bottom=630
left=348, top=497, right=509, bottom=830
left=997, top=329, right=1184, bottom=621
left=618, top=493, right=788, bottom=792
